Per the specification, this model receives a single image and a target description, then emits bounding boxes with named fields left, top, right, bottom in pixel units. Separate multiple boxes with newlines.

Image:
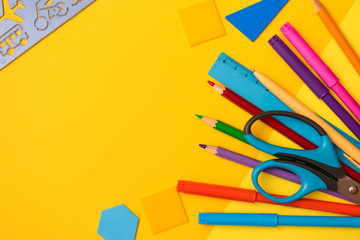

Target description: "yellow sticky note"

left=141, top=187, right=188, bottom=234
left=178, top=0, right=225, bottom=46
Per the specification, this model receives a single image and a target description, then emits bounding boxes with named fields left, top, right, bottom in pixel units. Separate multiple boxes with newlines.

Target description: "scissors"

left=243, top=110, right=360, bottom=204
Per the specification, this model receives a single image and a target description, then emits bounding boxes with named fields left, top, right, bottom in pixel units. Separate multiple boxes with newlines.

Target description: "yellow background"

left=0, top=0, right=359, bottom=239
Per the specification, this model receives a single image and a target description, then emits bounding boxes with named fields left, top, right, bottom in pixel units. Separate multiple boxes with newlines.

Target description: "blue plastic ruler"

left=208, top=52, right=360, bottom=172
left=0, top=0, right=94, bottom=70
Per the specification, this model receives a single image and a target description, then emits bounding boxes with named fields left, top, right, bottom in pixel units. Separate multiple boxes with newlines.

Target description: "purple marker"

left=269, top=35, right=360, bottom=141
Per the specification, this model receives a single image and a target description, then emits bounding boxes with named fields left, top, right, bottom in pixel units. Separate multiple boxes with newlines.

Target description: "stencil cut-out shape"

left=0, top=0, right=25, bottom=23
left=0, top=0, right=94, bottom=70
left=0, top=24, right=28, bottom=56
left=98, top=204, right=139, bottom=240
left=178, top=0, right=225, bottom=46
left=141, top=187, right=188, bottom=234
left=34, top=0, right=70, bottom=31
left=226, top=0, right=289, bottom=42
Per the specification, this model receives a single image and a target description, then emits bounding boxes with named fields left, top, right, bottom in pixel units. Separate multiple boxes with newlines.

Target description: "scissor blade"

left=337, top=176, right=360, bottom=204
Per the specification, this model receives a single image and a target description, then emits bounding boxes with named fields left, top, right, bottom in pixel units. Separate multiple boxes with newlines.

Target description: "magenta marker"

left=281, top=22, right=360, bottom=124
left=268, top=34, right=360, bottom=140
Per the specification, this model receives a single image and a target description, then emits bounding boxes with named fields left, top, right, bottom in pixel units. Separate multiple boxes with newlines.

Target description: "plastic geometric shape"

left=98, top=204, right=139, bottom=240
left=0, top=0, right=94, bottom=70
left=141, top=186, right=188, bottom=234
left=226, top=0, right=288, bottom=42
left=178, top=0, right=225, bottom=47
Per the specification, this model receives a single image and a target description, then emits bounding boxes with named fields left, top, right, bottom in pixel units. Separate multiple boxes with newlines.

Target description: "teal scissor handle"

left=244, top=111, right=346, bottom=203
left=252, top=160, right=328, bottom=203
left=244, top=111, right=341, bottom=169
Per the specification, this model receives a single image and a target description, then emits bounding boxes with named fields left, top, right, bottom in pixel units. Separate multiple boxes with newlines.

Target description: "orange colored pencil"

left=312, top=0, right=360, bottom=76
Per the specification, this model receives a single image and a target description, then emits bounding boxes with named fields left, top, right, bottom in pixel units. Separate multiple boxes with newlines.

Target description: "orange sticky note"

left=141, top=187, right=188, bottom=234
left=178, top=0, right=225, bottom=46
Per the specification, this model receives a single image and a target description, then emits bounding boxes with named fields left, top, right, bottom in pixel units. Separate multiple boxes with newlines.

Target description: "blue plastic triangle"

left=226, top=0, right=288, bottom=42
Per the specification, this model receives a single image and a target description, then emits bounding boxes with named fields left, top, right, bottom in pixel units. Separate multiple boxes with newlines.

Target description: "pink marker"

left=281, top=22, right=360, bottom=123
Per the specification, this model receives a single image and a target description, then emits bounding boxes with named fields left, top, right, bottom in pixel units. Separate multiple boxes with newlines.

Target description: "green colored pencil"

left=195, top=114, right=248, bottom=144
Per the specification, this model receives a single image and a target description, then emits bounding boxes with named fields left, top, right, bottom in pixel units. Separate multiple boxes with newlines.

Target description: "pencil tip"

left=207, top=80, right=215, bottom=87
left=311, top=0, right=323, bottom=11
left=199, top=144, right=207, bottom=149
left=195, top=114, right=203, bottom=119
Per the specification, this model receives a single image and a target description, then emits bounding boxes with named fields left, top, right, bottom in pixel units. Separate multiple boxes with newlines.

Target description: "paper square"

left=178, top=0, right=225, bottom=46
left=141, top=187, right=188, bottom=234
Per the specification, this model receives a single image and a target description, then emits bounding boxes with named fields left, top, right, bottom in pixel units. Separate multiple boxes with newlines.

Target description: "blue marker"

left=199, top=213, right=360, bottom=227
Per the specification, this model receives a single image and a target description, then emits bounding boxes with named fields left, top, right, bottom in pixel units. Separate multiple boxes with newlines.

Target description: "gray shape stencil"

left=0, top=0, right=94, bottom=69
left=0, top=1, right=3, bottom=18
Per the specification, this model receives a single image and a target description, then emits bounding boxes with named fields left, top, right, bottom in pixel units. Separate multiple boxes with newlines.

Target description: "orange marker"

left=177, top=180, right=360, bottom=216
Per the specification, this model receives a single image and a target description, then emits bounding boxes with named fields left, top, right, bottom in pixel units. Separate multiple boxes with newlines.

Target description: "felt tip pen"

left=281, top=22, right=360, bottom=122
left=178, top=180, right=360, bottom=216
left=198, top=213, right=360, bottom=227
left=268, top=34, right=360, bottom=141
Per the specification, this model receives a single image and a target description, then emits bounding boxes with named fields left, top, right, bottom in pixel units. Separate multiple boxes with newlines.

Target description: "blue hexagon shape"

left=98, top=204, right=139, bottom=240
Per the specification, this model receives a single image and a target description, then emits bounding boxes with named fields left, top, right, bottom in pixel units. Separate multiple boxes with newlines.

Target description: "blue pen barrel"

left=199, top=213, right=360, bottom=227
left=279, top=215, right=360, bottom=227
left=199, top=213, right=278, bottom=226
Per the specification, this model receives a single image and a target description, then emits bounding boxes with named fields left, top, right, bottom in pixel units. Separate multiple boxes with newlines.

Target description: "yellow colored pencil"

left=252, top=69, right=360, bottom=168
left=312, top=0, right=360, bottom=76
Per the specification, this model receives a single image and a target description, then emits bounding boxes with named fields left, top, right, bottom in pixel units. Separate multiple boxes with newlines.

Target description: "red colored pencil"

left=177, top=180, right=360, bottom=216
left=208, top=81, right=317, bottom=150
left=208, top=81, right=360, bottom=182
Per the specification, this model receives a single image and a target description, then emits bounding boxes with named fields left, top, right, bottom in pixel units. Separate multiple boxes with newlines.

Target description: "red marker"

left=177, top=180, right=360, bottom=216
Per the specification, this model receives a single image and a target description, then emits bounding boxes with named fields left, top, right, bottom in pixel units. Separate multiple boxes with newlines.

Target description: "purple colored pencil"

left=199, top=144, right=354, bottom=203
left=268, top=35, right=360, bottom=140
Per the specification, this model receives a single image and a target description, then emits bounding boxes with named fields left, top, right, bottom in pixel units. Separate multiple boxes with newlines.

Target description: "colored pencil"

left=177, top=180, right=360, bottom=216
left=195, top=115, right=248, bottom=143
left=281, top=23, right=360, bottom=122
left=311, top=0, right=360, bottom=76
left=208, top=80, right=317, bottom=149
left=252, top=69, right=360, bottom=168
left=196, top=114, right=360, bottom=182
left=199, top=144, right=353, bottom=202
